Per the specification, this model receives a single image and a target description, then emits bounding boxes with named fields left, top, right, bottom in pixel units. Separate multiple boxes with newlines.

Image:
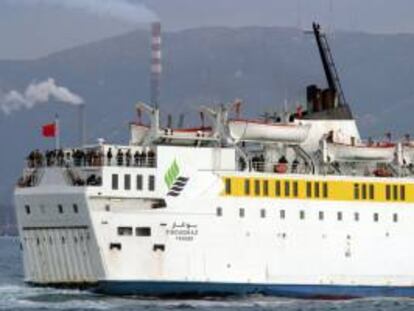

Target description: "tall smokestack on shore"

left=78, top=103, right=86, bottom=147
left=151, top=21, right=162, bottom=108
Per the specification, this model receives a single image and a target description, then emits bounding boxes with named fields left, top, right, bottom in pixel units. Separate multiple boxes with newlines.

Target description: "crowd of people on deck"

left=26, top=148, right=156, bottom=168
left=241, top=154, right=304, bottom=174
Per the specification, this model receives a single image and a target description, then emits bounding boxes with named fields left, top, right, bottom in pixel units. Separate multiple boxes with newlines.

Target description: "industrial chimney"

left=151, top=22, right=162, bottom=108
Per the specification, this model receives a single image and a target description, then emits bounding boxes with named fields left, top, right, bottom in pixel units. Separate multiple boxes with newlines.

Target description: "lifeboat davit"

left=228, top=119, right=310, bottom=143
left=327, top=141, right=396, bottom=162
left=402, top=142, right=414, bottom=164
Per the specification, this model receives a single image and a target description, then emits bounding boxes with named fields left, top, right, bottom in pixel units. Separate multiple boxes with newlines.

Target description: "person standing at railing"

left=107, top=148, right=113, bottom=166
left=95, top=149, right=103, bottom=166
left=117, top=149, right=124, bottom=166
left=139, top=150, right=146, bottom=167
left=147, top=149, right=155, bottom=167
left=125, top=149, right=131, bottom=167
left=57, top=149, right=64, bottom=167
left=134, top=150, right=140, bottom=166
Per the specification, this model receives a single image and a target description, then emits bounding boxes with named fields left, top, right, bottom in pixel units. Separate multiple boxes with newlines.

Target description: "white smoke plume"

left=8, top=0, right=158, bottom=23
left=0, top=78, right=84, bottom=115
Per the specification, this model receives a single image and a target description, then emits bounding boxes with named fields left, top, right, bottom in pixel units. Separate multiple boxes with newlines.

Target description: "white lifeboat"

left=228, top=119, right=310, bottom=143
left=327, top=141, right=396, bottom=162
left=130, top=123, right=149, bottom=145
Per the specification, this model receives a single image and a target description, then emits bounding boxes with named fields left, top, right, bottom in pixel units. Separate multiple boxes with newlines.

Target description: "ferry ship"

left=14, top=23, right=414, bottom=299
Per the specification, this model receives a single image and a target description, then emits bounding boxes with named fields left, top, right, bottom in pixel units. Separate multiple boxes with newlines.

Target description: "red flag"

left=42, top=123, right=56, bottom=137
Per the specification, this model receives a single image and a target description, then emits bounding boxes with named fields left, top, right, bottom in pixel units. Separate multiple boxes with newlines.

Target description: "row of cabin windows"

left=24, top=204, right=79, bottom=215
left=306, top=182, right=329, bottom=199
left=225, top=178, right=329, bottom=199
left=246, top=179, right=304, bottom=198
left=385, top=184, right=406, bottom=201
left=226, top=178, right=408, bottom=202
left=117, top=226, right=151, bottom=236
left=353, top=183, right=375, bottom=200
left=112, top=174, right=155, bottom=191
left=216, top=207, right=398, bottom=223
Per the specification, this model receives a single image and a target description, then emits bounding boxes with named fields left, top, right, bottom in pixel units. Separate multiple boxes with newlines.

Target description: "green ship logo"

left=164, top=159, right=180, bottom=189
left=164, top=159, right=189, bottom=197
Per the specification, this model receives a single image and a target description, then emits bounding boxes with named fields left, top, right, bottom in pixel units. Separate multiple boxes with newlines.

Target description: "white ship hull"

left=14, top=145, right=414, bottom=298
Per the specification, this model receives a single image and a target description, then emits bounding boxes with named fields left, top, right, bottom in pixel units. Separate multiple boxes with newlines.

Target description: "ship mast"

left=312, top=22, right=347, bottom=107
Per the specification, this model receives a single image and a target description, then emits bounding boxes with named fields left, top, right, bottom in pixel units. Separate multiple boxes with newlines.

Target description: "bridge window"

left=73, top=204, right=79, bottom=213
left=361, top=184, right=367, bottom=200
left=322, top=182, right=328, bottom=198
left=24, top=205, right=31, bottom=215
left=244, top=179, right=250, bottom=195
left=124, top=174, right=131, bottom=190
left=239, top=208, right=245, bottom=218
left=385, top=185, right=391, bottom=200
left=306, top=182, right=312, bottom=198
left=112, top=174, right=119, bottom=190
left=293, top=181, right=298, bottom=197
left=400, top=185, right=406, bottom=201
left=280, top=209, right=286, bottom=219
left=225, top=178, right=231, bottom=194
left=136, top=227, right=151, bottom=236
left=148, top=175, right=155, bottom=191
left=314, top=182, right=320, bottom=198
left=354, top=212, right=359, bottom=221
left=393, top=185, right=398, bottom=201
left=337, top=211, right=343, bottom=221
left=136, top=175, right=143, bottom=190
left=275, top=181, right=281, bottom=197
left=216, top=207, right=222, bottom=217
left=58, top=204, right=63, bottom=214
left=354, top=184, right=360, bottom=200
left=369, top=184, right=375, bottom=200
left=255, top=180, right=261, bottom=195
left=260, top=209, right=266, bottom=218
left=299, top=210, right=305, bottom=220
left=284, top=181, right=290, bottom=197
left=117, top=227, right=133, bottom=236
left=373, top=213, right=379, bottom=222
left=263, top=180, right=269, bottom=196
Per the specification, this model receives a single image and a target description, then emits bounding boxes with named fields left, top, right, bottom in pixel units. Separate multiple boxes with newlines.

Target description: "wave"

left=1, top=283, right=414, bottom=311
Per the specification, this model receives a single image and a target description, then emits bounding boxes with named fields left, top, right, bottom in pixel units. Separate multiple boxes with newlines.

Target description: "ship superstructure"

left=14, top=24, right=414, bottom=298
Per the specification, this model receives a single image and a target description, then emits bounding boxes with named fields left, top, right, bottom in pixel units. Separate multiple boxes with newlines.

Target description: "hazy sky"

left=1, top=0, right=414, bottom=59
